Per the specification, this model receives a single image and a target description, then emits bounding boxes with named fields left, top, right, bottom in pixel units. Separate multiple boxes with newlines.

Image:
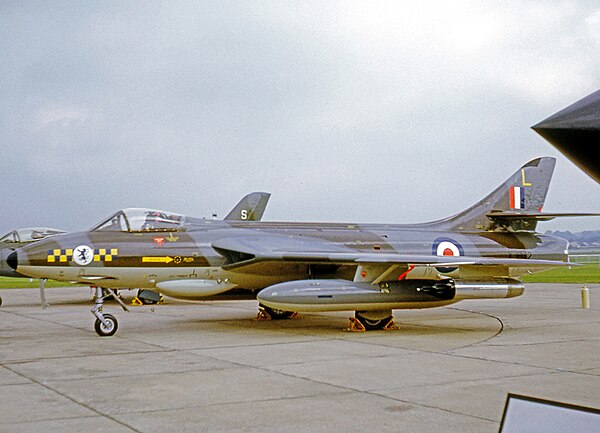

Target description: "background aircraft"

left=0, top=227, right=66, bottom=278
left=0, top=227, right=66, bottom=306
left=8, top=157, right=597, bottom=336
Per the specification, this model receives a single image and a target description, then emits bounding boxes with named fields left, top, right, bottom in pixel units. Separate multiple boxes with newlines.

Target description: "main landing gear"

left=256, top=304, right=301, bottom=321
left=131, top=289, right=163, bottom=306
left=91, top=287, right=129, bottom=337
left=346, top=310, right=399, bottom=332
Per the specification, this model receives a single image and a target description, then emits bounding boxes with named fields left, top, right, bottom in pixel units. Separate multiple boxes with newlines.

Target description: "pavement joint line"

left=189, top=346, right=500, bottom=424
left=1, top=363, right=143, bottom=433
left=11, top=366, right=250, bottom=384
left=372, top=369, right=568, bottom=392
left=121, top=332, right=335, bottom=352
left=331, top=335, right=596, bottom=377
left=0, top=308, right=94, bottom=334
left=1, top=348, right=180, bottom=365
left=102, top=390, right=358, bottom=417
left=475, top=338, right=600, bottom=347
left=0, top=414, right=106, bottom=429
left=258, top=362, right=500, bottom=423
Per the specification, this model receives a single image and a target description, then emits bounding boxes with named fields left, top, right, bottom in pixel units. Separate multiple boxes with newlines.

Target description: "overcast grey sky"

left=1, top=1, right=599, bottom=234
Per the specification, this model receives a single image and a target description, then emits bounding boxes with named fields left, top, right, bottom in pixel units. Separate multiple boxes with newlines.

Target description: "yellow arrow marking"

left=142, top=256, right=174, bottom=264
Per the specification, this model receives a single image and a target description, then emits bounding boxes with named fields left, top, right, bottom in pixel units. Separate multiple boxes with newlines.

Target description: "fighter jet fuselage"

left=10, top=220, right=567, bottom=297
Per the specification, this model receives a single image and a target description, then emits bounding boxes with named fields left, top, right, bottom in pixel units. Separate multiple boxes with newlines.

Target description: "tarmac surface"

left=0, top=283, right=599, bottom=433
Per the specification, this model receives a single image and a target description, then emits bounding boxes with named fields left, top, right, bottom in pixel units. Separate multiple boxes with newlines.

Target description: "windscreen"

left=92, top=209, right=185, bottom=232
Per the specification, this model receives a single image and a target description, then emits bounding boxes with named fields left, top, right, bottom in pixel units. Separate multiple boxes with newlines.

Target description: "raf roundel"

left=73, top=245, right=94, bottom=266
left=436, top=241, right=461, bottom=257
left=432, top=237, right=464, bottom=273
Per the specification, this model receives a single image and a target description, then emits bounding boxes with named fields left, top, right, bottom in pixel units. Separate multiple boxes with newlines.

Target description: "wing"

left=212, top=235, right=571, bottom=280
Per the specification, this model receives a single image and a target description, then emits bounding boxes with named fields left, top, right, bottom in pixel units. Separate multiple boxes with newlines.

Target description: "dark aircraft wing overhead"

left=532, top=89, right=600, bottom=183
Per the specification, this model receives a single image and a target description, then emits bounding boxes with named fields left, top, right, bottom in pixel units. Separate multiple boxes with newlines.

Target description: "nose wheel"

left=91, top=286, right=129, bottom=337
left=94, top=313, right=118, bottom=336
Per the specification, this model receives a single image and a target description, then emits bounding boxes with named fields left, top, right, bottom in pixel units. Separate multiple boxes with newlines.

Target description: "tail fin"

left=224, top=192, right=271, bottom=221
left=428, top=157, right=556, bottom=232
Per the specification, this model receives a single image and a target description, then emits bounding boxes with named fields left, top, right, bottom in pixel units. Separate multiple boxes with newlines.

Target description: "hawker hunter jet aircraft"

left=0, top=192, right=269, bottom=308
left=7, top=157, right=598, bottom=336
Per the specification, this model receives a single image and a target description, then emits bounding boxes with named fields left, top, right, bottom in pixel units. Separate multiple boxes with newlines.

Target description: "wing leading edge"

left=213, top=240, right=570, bottom=273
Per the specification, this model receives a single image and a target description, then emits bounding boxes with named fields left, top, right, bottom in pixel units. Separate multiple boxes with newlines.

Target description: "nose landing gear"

left=91, top=286, right=129, bottom=337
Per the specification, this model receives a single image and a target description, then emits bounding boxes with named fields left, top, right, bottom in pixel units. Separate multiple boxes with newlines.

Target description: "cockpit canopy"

left=91, top=208, right=186, bottom=232
left=0, top=228, right=66, bottom=244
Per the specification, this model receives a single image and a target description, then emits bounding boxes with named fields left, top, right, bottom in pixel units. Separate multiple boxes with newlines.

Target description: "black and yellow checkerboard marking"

left=94, top=248, right=118, bottom=262
left=47, top=248, right=118, bottom=263
left=47, top=249, right=73, bottom=263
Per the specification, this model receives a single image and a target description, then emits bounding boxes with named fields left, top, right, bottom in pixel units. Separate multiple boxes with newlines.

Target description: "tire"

left=260, top=305, right=296, bottom=320
left=94, top=313, right=118, bottom=337
left=355, top=312, right=393, bottom=330
left=137, top=289, right=160, bottom=305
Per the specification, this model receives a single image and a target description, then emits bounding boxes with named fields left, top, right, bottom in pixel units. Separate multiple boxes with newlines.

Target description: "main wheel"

left=355, top=312, right=393, bottom=330
left=137, top=289, right=161, bottom=305
left=260, top=305, right=296, bottom=320
left=94, top=313, right=118, bottom=337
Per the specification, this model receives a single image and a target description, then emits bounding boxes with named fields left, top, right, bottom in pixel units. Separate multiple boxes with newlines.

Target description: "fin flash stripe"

left=510, top=186, right=525, bottom=209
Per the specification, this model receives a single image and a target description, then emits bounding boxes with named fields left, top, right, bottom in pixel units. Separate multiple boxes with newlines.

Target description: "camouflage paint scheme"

left=11, top=158, right=582, bottom=317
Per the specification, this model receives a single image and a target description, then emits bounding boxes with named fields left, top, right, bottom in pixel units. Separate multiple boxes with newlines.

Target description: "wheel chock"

left=131, top=297, right=144, bottom=306
left=256, top=307, right=273, bottom=321
left=382, top=318, right=400, bottom=331
left=345, top=317, right=366, bottom=332
left=289, top=312, right=302, bottom=320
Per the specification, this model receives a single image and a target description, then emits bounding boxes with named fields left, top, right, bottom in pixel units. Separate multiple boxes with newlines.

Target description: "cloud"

left=0, top=1, right=598, bottom=233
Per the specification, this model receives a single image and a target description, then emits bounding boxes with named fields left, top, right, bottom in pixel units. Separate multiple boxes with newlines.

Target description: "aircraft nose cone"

left=7, top=250, right=17, bottom=270
left=532, top=89, right=600, bottom=183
